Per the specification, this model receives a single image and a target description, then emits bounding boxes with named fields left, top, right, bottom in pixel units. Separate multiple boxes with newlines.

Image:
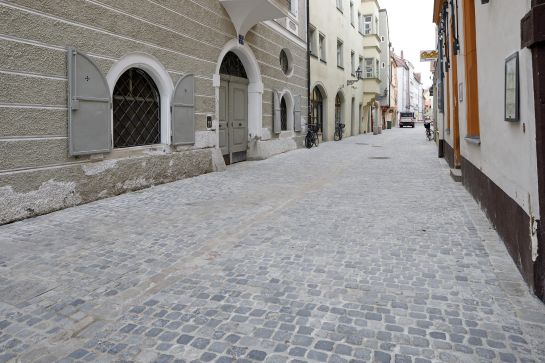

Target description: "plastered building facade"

left=0, top=0, right=308, bottom=224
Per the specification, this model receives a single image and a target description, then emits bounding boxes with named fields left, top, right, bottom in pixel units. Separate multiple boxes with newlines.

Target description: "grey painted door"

left=219, top=76, right=248, bottom=156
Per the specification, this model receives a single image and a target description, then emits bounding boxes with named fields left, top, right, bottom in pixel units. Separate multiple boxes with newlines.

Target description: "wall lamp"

left=347, top=67, right=363, bottom=86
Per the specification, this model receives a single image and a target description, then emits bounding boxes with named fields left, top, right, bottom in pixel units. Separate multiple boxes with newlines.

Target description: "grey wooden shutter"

left=68, top=48, right=112, bottom=156
left=171, top=74, right=195, bottom=145
left=273, top=91, right=281, bottom=134
left=294, top=95, right=302, bottom=132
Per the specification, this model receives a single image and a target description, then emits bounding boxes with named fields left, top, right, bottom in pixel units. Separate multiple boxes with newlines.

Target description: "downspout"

left=521, top=0, right=545, bottom=302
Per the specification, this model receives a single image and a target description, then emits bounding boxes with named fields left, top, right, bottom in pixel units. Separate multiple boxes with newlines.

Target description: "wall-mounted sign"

left=420, top=50, right=438, bottom=62
left=505, top=52, right=520, bottom=122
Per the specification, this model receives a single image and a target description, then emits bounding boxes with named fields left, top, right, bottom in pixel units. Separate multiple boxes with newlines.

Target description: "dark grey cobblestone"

left=0, top=129, right=543, bottom=362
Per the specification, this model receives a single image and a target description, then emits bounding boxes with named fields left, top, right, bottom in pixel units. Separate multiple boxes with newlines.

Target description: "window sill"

left=464, top=136, right=481, bottom=145
left=320, top=59, right=327, bottom=64
left=337, top=65, right=344, bottom=70
left=310, top=53, right=318, bottom=59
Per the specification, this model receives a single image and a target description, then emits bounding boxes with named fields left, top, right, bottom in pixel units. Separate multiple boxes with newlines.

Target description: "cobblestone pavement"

left=1, top=127, right=544, bottom=363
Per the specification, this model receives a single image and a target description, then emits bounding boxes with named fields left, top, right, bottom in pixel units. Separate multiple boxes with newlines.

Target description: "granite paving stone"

left=0, top=128, right=543, bottom=362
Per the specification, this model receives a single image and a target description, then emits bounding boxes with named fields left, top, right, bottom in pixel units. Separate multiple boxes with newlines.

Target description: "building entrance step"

left=450, top=168, right=462, bottom=183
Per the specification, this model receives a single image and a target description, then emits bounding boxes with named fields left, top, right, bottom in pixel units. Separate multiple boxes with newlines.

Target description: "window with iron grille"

left=113, top=68, right=161, bottom=148
left=220, top=51, right=248, bottom=78
left=281, top=96, right=288, bottom=131
left=280, top=49, right=290, bottom=75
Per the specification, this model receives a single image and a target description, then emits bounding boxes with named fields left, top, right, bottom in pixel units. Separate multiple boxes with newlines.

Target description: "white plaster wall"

left=310, top=0, right=374, bottom=140
left=458, top=0, right=537, bottom=217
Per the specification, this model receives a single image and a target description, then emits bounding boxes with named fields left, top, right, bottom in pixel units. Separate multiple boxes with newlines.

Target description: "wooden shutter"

left=171, top=74, right=195, bottom=145
left=294, top=95, right=302, bottom=132
left=273, top=91, right=281, bottom=134
left=68, top=48, right=112, bottom=156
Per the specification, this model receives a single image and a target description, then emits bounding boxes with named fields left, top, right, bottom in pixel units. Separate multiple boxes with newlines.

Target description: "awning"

left=220, top=0, right=289, bottom=37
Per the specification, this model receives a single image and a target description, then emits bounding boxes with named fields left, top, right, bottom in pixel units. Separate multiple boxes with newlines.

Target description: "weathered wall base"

left=0, top=148, right=224, bottom=225
left=461, top=157, right=536, bottom=293
left=443, top=141, right=455, bottom=169
left=247, top=135, right=304, bottom=161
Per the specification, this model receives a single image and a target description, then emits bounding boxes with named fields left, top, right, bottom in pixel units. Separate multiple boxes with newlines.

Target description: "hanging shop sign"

left=420, top=50, right=439, bottom=62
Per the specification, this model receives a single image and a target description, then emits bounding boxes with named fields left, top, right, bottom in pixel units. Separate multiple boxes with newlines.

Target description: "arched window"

left=311, top=87, right=324, bottom=133
left=220, top=51, right=247, bottom=78
left=280, top=50, right=289, bottom=75
left=113, top=68, right=160, bottom=148
left=280, top=96, right=288, bottom=131
left=335, top=93, right=343, bottom=126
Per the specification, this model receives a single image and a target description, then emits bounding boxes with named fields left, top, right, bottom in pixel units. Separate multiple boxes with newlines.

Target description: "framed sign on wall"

left=505, top=52, right=520, bottom=122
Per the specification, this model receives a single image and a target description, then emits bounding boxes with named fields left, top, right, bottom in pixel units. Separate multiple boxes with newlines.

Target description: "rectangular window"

left=358, top=12, right=362, bottom=33
left=359, top=56, right=364, bottom=73
left=309, top=26, right=317, bottom=56
left=288, top=0, right=298, bottom=16
left=336, top=0, right=343, bottom=12
left=337, top=39, right=344, bottom=68
left=351, top=51, right=356, bottom=75
left=363, top=15, right=372, bottom=35
left=365, top=58, right=374, bottom=78
left=376, top=59, right=380, bottom=79
left=319, top=33, right=326, bottom=62
left=350, top=2, right=354, bottom=26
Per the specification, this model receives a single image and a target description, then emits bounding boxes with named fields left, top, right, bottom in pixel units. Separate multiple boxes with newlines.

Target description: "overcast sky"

left=379, top=0, right=436, bottom=88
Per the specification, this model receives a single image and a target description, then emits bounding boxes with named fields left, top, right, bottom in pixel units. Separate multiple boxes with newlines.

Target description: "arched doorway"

left=219, top=51, right=249, bottom=164
left=311, top=87, right=324, bottom=134
left=113, top=68, right=161, bottom=148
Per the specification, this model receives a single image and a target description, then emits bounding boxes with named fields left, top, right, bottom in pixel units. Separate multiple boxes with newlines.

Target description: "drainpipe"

left=521, top=0, right=545, bottom=302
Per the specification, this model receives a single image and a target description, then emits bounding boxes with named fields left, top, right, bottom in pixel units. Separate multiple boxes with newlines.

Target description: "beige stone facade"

left=0, top=0, right=308, bottom=224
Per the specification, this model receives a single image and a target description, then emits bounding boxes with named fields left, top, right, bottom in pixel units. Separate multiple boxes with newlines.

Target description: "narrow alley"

left=0, top=128, right=543, bottom=363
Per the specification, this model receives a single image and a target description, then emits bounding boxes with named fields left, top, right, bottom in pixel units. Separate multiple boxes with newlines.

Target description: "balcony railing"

left=220, top=0, right=289, bottom=38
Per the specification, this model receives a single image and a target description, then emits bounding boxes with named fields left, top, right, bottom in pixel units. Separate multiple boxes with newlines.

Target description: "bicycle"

left=305, top=123, right=319, bottom=148
left=334, top=123, right=345, bottom=141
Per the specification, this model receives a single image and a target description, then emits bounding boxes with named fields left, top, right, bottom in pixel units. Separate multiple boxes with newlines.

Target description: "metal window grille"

left=280, top=50, right=289, bottom=75
left=113, top=68, right=161, bottom=148
left=220, top=51, right=248, bottom=78
left=280, top=97, right=288, bottom=131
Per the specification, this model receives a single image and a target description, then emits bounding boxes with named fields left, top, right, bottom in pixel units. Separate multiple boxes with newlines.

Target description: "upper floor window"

left=309, top=25, right=317, bottom=56
left=351, top=51, right=356, bottom=76
left=350, top=2, right=355, bottom=26
left=288, top=0, right=298, bottom=17
left=363, top=15, right=373, bottom=35
left=364, top=58, right=376, bottom=78
left=319, top=33, right=326, bottom=62
left=358, top=12, right=362, bottom=33
left=336, top=0, right=343, bottom=12
left=337, top=39, right=344, bottom=68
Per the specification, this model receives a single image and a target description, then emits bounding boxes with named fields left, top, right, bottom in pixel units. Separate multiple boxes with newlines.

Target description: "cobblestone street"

left=0, top=127, right=544, bottom=363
